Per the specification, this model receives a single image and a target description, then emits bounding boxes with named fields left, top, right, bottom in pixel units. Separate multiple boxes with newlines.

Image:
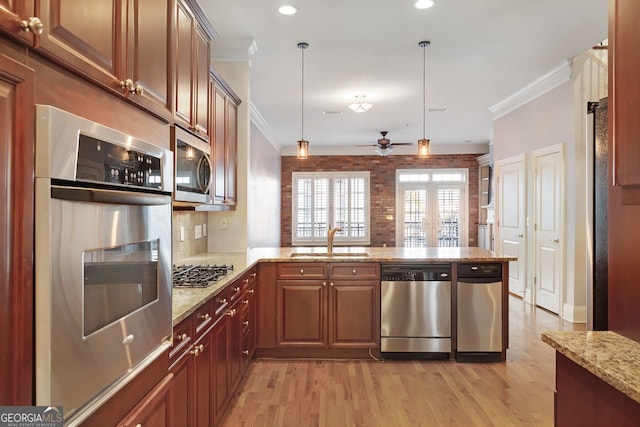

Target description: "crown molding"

left=250, top=103, right=282, bottom=151
left=211, top=37, right=258, bottom=66
left=489, top=59, right=571, bottom=120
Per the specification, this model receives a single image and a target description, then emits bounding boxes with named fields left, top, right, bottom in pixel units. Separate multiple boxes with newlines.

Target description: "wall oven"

left=34, top=106, right=174, bottom=423
left=171, top=125, right=213, bottom=205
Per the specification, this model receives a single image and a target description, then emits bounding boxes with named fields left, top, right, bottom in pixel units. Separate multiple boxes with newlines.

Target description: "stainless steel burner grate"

left=172, top=264, right=234, bottom=288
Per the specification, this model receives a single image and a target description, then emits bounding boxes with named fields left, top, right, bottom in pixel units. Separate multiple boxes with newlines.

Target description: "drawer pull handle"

left=243, top=320, right=249, bottom=326
left=190, top=344, right=204, bottom=356
left=226, top=309, right=237, bottom=317
left=219, top=298, right=228, bottom=305
left=244, top=278, right=249, bottom=284
left=199, top=313, right=211, bottom=321
left=176, top=333, right=188, bottom=341
left=234, top=286, right=241, bottom=293
left=243, top=299, right=249, bottom=305
left=242, top=350, right=249, bottom=356
left=251, top=272, right=257, bottom=277
left=248, top=289, right=255, bottom=294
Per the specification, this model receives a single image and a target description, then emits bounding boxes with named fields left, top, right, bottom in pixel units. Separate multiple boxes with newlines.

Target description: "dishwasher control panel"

left=381, top=264, right=450, bottom=281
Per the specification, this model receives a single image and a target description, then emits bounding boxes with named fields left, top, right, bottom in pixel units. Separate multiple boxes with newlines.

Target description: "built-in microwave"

left=171, top=125, right=213, bottom=205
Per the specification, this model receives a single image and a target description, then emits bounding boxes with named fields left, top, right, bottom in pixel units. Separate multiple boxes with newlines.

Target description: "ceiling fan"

left=359, top=131, right=413, bottom=156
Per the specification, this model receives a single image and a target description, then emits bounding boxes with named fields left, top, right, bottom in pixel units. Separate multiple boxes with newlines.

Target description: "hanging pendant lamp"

left=296, top=42, right=310, bottom=159
left=418, top=40, right=431, bottom=158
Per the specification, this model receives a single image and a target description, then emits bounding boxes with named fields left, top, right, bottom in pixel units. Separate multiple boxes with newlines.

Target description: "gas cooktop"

left=172, top=264, right=234, bottom=288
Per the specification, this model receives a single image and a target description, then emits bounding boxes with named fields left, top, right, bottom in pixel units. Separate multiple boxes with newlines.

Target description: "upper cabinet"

left=174, top=0, right=213, bottom=141
left=610, top=0, right=640, bottom=189
left=0, top=0, right=38, bottom=45
left=211, top=68, right=241, bottom=208
left=32, top=0, right=174, bottom=121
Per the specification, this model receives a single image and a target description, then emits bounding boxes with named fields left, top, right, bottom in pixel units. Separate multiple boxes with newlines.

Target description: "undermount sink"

left=289, top=252, right=370, bottom=258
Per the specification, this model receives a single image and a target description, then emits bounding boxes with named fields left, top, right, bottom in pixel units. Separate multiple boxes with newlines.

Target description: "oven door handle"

left=51, top=185, right=172, bottom=206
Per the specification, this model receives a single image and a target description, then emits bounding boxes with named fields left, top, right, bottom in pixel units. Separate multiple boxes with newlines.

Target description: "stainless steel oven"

left=171, top=125, right=212, bottom=205
left=34, top=105, right=174, bottom=423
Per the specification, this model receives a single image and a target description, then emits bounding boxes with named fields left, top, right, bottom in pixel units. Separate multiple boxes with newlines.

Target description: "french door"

left=396, top=170, right=467, bottom=247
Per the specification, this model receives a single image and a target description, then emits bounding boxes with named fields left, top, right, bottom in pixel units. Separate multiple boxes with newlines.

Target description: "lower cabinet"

left=275, top=263, right=380, bottom=349
left=117, top=373, right=174, bottom=427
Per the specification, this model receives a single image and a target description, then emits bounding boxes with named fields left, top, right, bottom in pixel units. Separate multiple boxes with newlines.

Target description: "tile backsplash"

left=173, top=211, right=208, bottom=263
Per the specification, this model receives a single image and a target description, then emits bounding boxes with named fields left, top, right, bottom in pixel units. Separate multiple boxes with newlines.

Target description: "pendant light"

left=297, top=42, right=310, bottom=159
left=418, top=40, right=431, bottom=158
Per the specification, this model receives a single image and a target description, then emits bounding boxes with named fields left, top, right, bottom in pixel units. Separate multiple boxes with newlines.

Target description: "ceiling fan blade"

left=390, top=142, right=414, bottom=146
left=355, top=144, right=378, bottom=147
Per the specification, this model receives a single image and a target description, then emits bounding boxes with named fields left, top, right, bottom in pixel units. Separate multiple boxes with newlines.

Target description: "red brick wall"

left=281, top=154, right=482, bottom=247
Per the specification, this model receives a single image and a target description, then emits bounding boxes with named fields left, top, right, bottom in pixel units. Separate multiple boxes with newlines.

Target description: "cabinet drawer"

left=228, top=279, right=243, bottom=302
left=193, top=299, right=215, bottom=336
left=212, top=288, right=231, bottom=318
left=169, top=317, right=194, bottom=363
left=277, top=263, right=328, bottom=279
left=329, top=263, right=380, bottom=280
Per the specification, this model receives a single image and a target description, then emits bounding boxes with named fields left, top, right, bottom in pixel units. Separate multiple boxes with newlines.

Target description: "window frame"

left=291, top=171, right=371, bottom=246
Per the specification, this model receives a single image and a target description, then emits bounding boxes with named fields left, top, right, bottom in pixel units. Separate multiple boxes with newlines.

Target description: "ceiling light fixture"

left=296, top=42, right=309, bottom=159
left=418, top=40, right=431, bottom=158
left=278, top=5, right=297, bottom=15
left=348, top=94, right=373, bottom=112
left=414, top=0, right=434, bottom=9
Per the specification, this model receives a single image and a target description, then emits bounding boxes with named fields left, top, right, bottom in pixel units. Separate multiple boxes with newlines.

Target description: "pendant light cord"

left=422, top=42, right=426, bottom=139
left=298, top=42, right=309, bottom=141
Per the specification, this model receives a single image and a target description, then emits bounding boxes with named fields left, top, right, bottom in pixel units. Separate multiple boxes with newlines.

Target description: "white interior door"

left=533, top=146, right=563, bottom=314
left=496, top=156, right=526, bottom=298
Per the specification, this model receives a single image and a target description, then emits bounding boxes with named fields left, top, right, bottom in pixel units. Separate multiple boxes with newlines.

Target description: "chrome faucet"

left=327, top=226, right=343, bottom=255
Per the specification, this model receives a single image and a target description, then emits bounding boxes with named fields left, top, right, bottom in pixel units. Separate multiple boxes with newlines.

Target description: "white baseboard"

left=562, top=303, right=587, bottom=323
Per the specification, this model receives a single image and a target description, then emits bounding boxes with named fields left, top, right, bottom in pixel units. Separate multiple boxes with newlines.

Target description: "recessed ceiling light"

left=428, top=108, right=448, bottom=113
left=323, top=111, right=343, bottom=115
left=278, top=5, right=297, bottom=15
left=414, top=0, right=434, bottom=9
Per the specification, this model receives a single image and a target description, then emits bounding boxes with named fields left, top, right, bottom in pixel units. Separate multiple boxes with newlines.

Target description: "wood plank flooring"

left=220, top=296, right=584, bottom=426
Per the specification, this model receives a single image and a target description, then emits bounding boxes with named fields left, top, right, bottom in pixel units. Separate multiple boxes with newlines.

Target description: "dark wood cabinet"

left=211, top=71, right=241, bottom=207
left=174, top=0, right=212, bottom=140
left=609, top=0, right=640, bottom=191
left=35, top=0, right=173, bottom=120
left=275, top=263, right=380, bottom=350
left=0, top=54, right=35, bottom=406
left=117, top=373, right=174, bottom=427
left=0, top=0, right=37, bottom=45
left=211, top=312, right=230, bottom=425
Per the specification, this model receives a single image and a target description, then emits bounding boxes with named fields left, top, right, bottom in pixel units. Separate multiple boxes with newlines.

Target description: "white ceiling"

left=200, top=0, right=607, bottom=155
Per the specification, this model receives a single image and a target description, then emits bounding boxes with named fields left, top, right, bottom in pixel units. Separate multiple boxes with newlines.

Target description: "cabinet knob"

left=218, top=298, right=228, bottom=305
left=135, top=424, right=142, bottom=427
left=176, top=333, right=188, bottom=341
left=248, top=289, right=255, bottom=294
left=234, top=286, right=241, bottom=293
left=251, top=272, right=257, bottom=277
left=20, top=16, right=44, bottom=35
left=242, top=350, right=249, bottom=356
left=243, top=320, right=249, bottom=326
left=226, top=308, right=237, bottom=317
left=243, top=299, right=249, bottom=305
left=119, top=78, right=134, bottom=93
left=330, top=282, right=334, bottom=287
left=133, top=83, right=144, bottom=96
left=190, top=344, right=204, bottom=356
left=352, top=269, right=357, bottom=275
left=244, top=278, right=249, bottom=284
left=299, top=269, right=304, bottom=275
left=323, top=282, right=327, bottom=287
left=199, top=313, right=211, bottom=321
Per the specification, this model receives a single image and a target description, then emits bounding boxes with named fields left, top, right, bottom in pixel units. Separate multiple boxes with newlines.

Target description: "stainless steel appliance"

left=172, top=264, right=235, bottom=288
left=171, top=125, right=213, bottom=205
left=381, top=264, right=451, bottom=354
left=456, top=263, right=503, bottom=362
left=34, top=105, right=174, bottom=423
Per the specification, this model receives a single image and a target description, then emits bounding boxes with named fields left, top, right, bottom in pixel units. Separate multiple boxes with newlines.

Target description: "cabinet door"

left=610, top=0, right=640, bottom=187
left=0, top=55, right=35, bottom=405
left=276, top=280, right=327, bottom=347
left=212, top=315, right=230, bottom=424
left=169, top=349, right=194, bottom=427
left=228, top=299, right=243, bottom=391
left=225, top=98, right=238, bottom=205
left=193, top=20, right=210, bottom=139
left=37, top=0, right=125, bottom=91
left=193, top=332, right=211, bottom=427
left=329, top=281, right=380, bottom=348
left=126, top=0, right=173, bottom=120
left=118, top=373, right=173, bottom=427
left=174, top=0, right=193, bottom=127
left=0, top=0, right=36, bottom=44
left=212, top=83, right=226, bottom=204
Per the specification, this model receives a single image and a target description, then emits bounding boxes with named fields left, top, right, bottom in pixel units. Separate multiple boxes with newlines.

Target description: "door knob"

left=518, top=233, right=524, bottom=238
left=550, top=238, right=560, bottom=243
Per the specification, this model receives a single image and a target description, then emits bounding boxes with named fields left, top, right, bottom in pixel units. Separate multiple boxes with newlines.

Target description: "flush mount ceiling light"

left=348, top=94, right=373, bottom=113
left=278, top=5, right=297, bottom=15
left=417, top=40, right=431, bottom=158
left=296, top=42, right=309, bottom=159
left=415, top=0, right=434, bottom=9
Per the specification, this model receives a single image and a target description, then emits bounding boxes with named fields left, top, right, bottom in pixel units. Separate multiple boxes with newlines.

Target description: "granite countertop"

left=542, top=330, right=640, bottom=404
left=173, top=247, right=515, bottom=325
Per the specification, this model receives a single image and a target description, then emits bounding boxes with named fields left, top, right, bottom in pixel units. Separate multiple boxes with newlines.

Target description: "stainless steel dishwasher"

left=381, top=264, right=451, bottom=355
left=456, top=263, right=503, bottom=362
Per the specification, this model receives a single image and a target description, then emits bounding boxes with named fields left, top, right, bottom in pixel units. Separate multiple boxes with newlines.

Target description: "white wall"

left=247, top=122, right=281, bottom=248
left=492, top=50, right=607, bottom=322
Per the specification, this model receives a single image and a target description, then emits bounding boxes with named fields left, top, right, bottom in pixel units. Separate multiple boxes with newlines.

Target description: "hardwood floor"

left=221, top=295, right=584, bottom=426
